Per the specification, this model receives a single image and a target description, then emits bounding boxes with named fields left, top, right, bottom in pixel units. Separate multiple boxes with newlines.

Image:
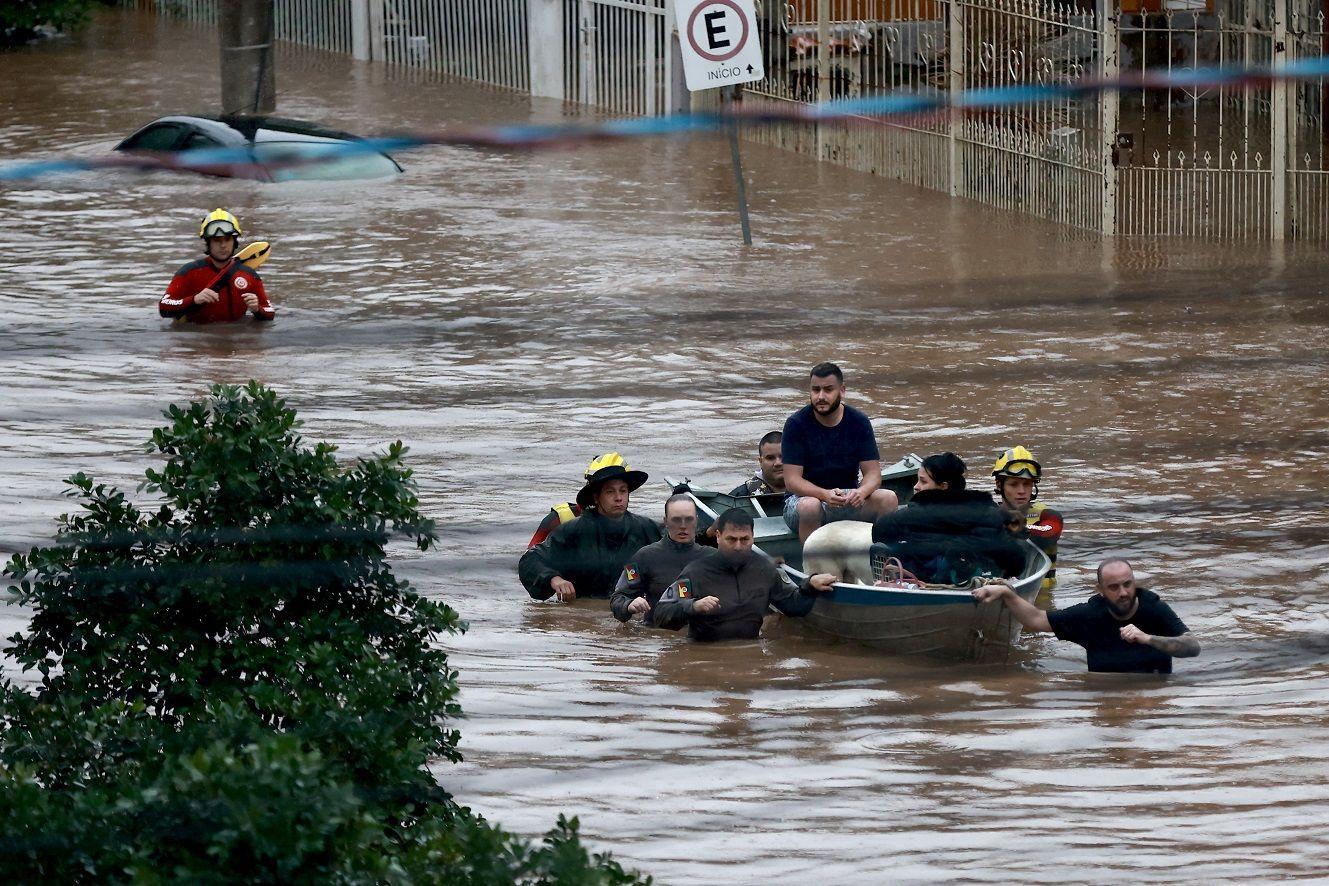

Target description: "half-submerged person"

left=160, top=209, right=275, bottom=323
left=526, top=453, right=625, bottom=549
left=653, top=508, right=836, bottom=641
left=519, top=454, right=661, bottom=603
left=610, top=494, right=709, bottom=626
left=972, top=557, right=1200, bottom=673
left=871, top=452, right=1025, bottom=583
left=992, top=446, right=1064, bottom=591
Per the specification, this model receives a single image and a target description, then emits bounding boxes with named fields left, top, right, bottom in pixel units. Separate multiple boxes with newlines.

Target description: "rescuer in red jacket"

left=160, top=209, right=275, bottom=323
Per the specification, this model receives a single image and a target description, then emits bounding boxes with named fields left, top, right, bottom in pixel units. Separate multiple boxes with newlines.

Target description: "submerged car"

left=114, top=115, right=402, bottom=181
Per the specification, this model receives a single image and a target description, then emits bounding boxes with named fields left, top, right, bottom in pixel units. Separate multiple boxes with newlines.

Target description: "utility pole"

left=220, top=0, right=276, bottom=116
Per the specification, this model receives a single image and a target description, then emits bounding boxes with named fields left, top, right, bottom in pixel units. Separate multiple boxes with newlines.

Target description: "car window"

left=250, top=141, right=401, bottom=181
left=182, top=132, right=223, bottom=151
left=121, top=123, right=185, bottom=151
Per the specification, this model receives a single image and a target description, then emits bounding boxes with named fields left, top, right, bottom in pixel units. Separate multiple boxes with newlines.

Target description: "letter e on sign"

left=674, top=0, right=765, bottom=92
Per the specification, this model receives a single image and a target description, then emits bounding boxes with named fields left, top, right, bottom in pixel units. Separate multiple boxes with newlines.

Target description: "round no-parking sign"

left=674, top=0, right=765, bottom=92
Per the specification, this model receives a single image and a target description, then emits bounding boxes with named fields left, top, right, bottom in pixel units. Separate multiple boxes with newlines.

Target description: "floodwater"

left=4, top=9, right=1329, bottom=883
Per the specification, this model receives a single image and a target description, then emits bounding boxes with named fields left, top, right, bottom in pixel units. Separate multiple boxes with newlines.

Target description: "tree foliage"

left=1, top=0, right=110, bottom=45
left=0, top=382, right=646, bottom=884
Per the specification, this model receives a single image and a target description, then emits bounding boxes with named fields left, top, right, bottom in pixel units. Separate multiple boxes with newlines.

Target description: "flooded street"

left=4, top=9, right=1329, bottom=882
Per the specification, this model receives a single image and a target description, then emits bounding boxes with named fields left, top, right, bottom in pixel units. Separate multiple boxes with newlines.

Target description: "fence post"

left=580, top=0, right=598, bottom=108
left=367, top=0, right=385, bottom=61
left=948, top=0, right=964, bottom=197
left=670, top=27, right=690, bottom=113
left=351, top=0, right=369, bottom=60
left=1098, top=0, right=1118, bottom=236
left=1271, top=0, right=1289, bottom=241
left=529, top=0, right=565, bottom=99
left=219, top=0, right=276, bottom=114
left=816, top=0, right=830, bottom=158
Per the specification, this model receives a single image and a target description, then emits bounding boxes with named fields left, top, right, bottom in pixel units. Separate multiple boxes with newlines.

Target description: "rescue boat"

left=668, top=455, right=1051, bottom=662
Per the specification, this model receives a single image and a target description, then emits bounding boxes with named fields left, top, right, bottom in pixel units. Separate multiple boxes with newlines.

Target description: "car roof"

left=137, top=115, right=371, bottom=145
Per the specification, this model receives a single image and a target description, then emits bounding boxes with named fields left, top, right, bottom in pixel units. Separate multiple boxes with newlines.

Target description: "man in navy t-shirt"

left=972, top=557, right=1201, bottom=673
left=781, top=362, right=899, bottom=543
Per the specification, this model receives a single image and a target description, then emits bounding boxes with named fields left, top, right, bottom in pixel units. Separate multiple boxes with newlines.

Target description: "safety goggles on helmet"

left=992, top=445, right=1041, bottom=480
left=199, top=208, right=243, bottom=239
left=201, top=220, right=240, bottom=239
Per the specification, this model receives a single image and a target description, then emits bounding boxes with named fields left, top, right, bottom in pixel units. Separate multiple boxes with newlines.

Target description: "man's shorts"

left=783, top=494, right=869, bottom=532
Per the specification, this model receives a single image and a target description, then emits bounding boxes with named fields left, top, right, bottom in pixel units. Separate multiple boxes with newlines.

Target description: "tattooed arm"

left=1120, top=625, right=1201, bottom=658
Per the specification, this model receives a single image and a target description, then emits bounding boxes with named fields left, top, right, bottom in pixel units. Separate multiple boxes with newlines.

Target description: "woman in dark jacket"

left=870, top=453, right=1026, bottom=583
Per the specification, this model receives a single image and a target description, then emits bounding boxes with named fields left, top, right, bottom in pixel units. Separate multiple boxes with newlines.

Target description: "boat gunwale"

left=666, top=465, right=1051, bottom=608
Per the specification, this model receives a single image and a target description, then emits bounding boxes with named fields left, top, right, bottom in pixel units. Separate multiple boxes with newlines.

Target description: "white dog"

left=801, top=521, right=874, bottom=586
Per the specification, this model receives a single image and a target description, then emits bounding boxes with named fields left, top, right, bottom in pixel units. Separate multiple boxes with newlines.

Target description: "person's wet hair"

left=664, top=493, right=695, bottom=516
left=1096, top=556, right=1133, bottom=584
left=922, top=452, right=967, bottom=491
left=714, top=507, right=754, bottom=533
left=809, top=362, right=843, bottom=383
left=758, top=430, right=782, bottom=450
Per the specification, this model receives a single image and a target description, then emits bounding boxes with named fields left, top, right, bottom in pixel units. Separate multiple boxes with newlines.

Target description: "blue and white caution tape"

left=4, top=56, right=1329, bottom=182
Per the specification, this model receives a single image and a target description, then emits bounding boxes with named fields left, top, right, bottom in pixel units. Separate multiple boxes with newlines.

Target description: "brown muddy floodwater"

left=4, top=9, right=1329, bottom=883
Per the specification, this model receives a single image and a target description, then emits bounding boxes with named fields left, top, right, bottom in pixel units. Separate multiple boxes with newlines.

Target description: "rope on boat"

left=4, top=56, right=1329, bottom=182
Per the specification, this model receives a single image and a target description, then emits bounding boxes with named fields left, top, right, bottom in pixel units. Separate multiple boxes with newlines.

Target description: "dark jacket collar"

left=911, top=489, right=996, bottom=507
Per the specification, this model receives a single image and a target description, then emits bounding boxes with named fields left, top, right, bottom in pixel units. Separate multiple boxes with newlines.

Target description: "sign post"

left=723, top=86, right=752, bottom=246
left=674, top=0, right=764, bottom=245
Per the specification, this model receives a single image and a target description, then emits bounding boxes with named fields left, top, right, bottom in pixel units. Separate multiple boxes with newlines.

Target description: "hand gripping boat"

left=667, top=455, right=1051, bottom=662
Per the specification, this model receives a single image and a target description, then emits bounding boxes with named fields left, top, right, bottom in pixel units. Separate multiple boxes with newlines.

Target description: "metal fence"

left=1114, top=3, right=1277, bottom=239
left=378, top=0, right=529, bottom=89
left=564, top=0, right=671, bottom=115
left=1287, top=2, right=1329, bottom=240
left=139, top=0, right=1329, bottom=242
left=146, top=0, right=354, bottom=54
left=145, top=0, right=668, bottom=113
left=742, top=0, right=1329, bottom=241
left=745, top=0, right=1115, bottom=231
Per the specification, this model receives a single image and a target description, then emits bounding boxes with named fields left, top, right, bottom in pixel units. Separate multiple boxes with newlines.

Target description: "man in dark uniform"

left=519, top=457, right=661, bottom=603
left=972, top=558, right=1200, bottom=673
left=160, top=209, right=275, bottom=323
left=729, top=431, right=789, bottom=498
left=653, top=508, right=836, bottom=642
left=610, top=494, right=709, bottom=625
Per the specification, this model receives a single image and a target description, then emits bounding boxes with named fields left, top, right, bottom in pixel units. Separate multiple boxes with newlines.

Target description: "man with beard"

left=519, top=456, right=661, bottom=603
left=653, top=508, right=836, bottom=641
left=610, top=494, right=710, bottom=626
left=781, top=362, right=898, bottom=543
left=729, top=431, right=789, bottom=498
left=972, top=558, right=1200, bottom=673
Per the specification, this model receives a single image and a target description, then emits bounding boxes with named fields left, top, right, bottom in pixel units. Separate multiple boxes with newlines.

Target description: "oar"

left=204, top=240, right=272, bottom=290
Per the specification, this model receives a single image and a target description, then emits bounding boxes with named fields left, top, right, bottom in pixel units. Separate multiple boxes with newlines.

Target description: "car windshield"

left=250, top=140, right=400, bottom=181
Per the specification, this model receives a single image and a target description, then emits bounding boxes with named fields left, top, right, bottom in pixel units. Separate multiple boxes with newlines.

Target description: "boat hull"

left=783, top=548, right=1049, bottom=662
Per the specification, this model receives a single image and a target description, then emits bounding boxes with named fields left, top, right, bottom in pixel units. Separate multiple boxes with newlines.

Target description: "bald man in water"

left=972, top=558, right=1200, bottom=673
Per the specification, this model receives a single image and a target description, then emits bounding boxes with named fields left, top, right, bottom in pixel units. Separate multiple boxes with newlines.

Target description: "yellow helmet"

left=584, top=452, right=626, bottom=479
left=199, top=208, right=242, bottom=239
left=992, top=445, right=1041, bottom=480
left=577, top=452, right=648, bottom=508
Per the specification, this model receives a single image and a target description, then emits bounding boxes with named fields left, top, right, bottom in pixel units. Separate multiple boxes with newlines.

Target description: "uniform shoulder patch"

left=624, top=565, right=638, bottom=582
left=675, top=578, right=692, bottom=599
